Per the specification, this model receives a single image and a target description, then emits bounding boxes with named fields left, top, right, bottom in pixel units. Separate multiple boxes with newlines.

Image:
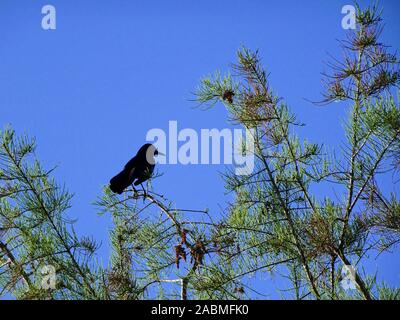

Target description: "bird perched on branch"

left=109, top=143, right=163, bottom=194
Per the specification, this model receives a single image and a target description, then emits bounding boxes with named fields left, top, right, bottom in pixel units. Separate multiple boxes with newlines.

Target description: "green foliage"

left=1, top=3, right=399, bottom=300
left=0, top=128, right=103, bottom=299
left=193, top=3, right=399, bottom=300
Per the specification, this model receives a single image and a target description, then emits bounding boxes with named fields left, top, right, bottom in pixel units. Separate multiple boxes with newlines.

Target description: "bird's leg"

left=131, top=184, right=138, bottom=198
left=140, top=183, right=147, bottom=198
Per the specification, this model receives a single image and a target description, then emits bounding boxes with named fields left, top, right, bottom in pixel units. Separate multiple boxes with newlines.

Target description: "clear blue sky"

left=1, top=0, right=399, bottom=298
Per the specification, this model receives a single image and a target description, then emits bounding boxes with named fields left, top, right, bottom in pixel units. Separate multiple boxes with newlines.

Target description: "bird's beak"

left=157, top=152, right=166, bottom=156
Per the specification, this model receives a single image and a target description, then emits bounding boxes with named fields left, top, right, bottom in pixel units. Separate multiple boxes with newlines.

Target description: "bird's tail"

left=109, top=169, right=130, bottom=194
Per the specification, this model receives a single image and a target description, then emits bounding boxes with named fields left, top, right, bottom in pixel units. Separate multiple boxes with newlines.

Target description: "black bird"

left=109, top=144, right=162, bottom=194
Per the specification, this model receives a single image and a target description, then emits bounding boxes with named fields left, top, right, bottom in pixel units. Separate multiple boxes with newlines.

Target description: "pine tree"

left=1, top=4, right=399, bottom=300
left=0, top=127, right=214, bottom=299
left=193, top=3, right=400, bottom=299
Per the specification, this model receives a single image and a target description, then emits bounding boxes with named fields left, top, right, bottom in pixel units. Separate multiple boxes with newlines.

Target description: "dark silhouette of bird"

left=109, top=144, right=163, bottom=194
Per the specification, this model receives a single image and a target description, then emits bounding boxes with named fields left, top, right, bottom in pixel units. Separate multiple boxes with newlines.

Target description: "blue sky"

left=1, top=0, right=399, bottom=298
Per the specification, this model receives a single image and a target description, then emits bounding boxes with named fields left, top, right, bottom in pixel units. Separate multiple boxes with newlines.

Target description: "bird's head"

left=138, top=143, right=165, bottom=164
